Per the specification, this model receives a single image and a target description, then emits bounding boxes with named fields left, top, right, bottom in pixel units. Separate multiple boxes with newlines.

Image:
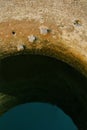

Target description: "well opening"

left=0, top=54, right=87, bottom=129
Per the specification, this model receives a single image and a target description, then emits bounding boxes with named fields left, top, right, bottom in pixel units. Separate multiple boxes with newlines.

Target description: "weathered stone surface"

left=0, top=0, right=87, bottom=129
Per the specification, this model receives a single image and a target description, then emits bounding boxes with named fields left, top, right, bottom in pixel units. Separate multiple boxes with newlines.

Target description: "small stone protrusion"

left=28, top=35, right=36, bottom=43
left=39, top=26, right=50, bottom=35
left=17, top=44, right=25, bottom=51
left=73, top=20, right=82, bottom=27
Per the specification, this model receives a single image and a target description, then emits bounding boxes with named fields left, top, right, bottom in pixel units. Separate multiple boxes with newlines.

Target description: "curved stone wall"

left=0, top=0, right=87, bottom=129
left=0, top=54, right=87, bottom=130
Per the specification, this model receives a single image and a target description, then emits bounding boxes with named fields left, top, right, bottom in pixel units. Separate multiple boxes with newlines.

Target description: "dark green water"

left=0, top=103, right=77, bottom=130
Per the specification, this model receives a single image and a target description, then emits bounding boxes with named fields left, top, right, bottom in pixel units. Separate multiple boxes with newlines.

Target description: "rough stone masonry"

left=0, top=0, right=87, bottom=129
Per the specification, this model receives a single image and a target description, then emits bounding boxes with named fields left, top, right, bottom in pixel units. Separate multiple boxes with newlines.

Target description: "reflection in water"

left=0, top=103, right=77, bottom=130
